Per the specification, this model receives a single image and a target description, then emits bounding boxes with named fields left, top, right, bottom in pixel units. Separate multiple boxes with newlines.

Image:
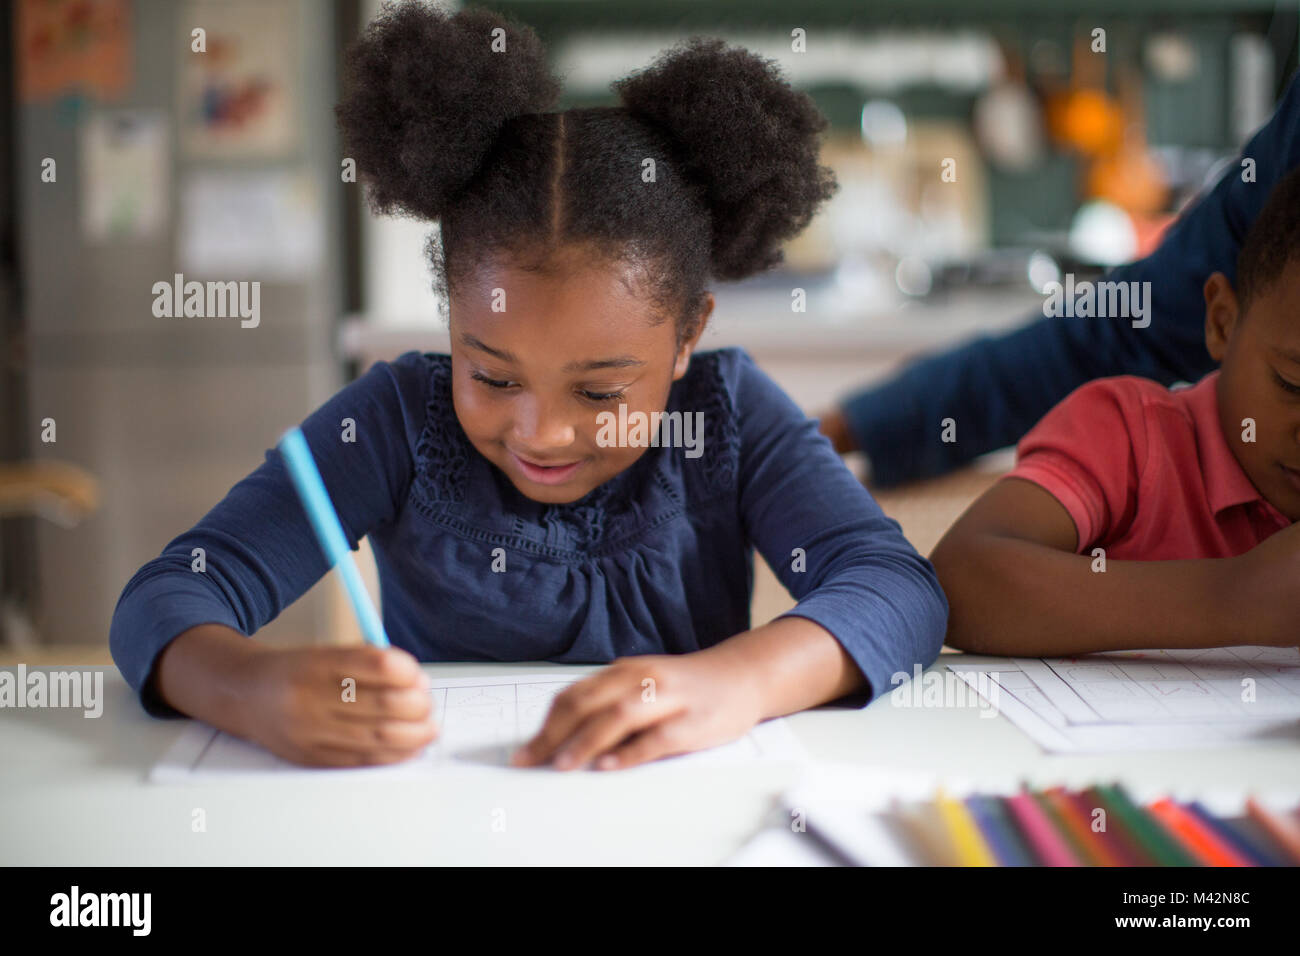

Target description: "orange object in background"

left=1085, top=64, right=1170, bottom=217
left=1087, top=152, right=1168, bottom=216
left=1044, top=31, right=1124, bottom=156
left=1046, top=87, right=1124, bottom=155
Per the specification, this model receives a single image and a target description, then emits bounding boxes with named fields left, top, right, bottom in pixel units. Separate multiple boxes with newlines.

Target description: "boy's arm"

left=929, top=477, right=1245, bottom=656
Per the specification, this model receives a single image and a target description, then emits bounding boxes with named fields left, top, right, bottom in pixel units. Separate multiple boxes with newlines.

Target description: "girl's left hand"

left=509, top=652, right=765, bottom=771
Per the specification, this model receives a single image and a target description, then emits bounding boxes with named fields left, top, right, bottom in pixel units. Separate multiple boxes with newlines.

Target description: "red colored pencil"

left=1147, top=799, right=1251, bottom=867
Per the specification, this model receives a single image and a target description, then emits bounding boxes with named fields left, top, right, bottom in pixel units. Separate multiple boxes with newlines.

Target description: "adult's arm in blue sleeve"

left=842, top=70, right=1300, bottom=487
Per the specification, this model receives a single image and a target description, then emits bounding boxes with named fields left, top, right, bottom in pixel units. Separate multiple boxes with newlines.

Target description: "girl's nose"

left=512, top=395, right=576, bottom=450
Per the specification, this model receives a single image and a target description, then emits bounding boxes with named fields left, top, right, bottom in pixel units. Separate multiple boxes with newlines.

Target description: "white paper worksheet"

left=944, top=646, right=1300, bottom=753
left=150, top=673, right=806, bottom=782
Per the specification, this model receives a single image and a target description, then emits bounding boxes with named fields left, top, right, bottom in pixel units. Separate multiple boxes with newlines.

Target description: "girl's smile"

left=449, top=245, right=711, bottom=504
left=509, top=449, right=587, bottom=486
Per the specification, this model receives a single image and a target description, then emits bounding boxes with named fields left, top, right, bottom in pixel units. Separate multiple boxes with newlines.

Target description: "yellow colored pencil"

left=935, top=789, right=998, bottom=866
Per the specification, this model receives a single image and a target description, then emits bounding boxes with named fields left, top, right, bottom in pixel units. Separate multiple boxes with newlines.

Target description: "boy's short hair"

left=1236, top=164, right=1300, bottom=310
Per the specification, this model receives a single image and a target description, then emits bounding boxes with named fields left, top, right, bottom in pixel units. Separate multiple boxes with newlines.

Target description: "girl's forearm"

left=151, top=623, right=270, bottom=738
left=932, top=535, right=1239, bottom=655
left=705, top=616, right=866, bottom=719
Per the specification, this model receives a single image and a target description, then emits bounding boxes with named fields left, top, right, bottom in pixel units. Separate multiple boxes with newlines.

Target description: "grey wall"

left=18, top=0, right=344, bottom=647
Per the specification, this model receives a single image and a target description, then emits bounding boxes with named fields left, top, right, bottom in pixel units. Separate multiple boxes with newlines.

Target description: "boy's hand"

left=242, top=645, right=439, bottom=767
left=1230, top=521, right=1300, bottom=647
left=509, top=652, right=764, bottom=771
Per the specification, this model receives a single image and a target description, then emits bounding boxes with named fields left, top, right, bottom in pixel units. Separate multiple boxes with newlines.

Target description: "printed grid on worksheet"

left=431, top=678, right=574, bottom=750
left=188, top=678, right=583, bottom=774
left=1021, top=646, right=1300, bottom=725
left=183, top=675, right=770, bottom=776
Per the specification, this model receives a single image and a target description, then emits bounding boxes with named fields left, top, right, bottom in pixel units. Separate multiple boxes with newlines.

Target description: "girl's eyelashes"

left=470, top=369, right=627, bottom=403
left=470, top=370, right=518, bottom=390
left=1273, top=369, right=1300, bottom=396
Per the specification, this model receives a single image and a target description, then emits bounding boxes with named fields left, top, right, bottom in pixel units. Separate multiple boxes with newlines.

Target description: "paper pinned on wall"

left=18, top=0, right=132, bottom=104
left=178, top=169, right=323, bottom=279
left=178, top=0, right=300, bottom=159
left=80, top=111, right=169, bottom=242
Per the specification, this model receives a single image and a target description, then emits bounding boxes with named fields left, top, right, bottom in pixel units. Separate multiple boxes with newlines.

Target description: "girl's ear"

left=672, top=293, right=714, bottom=381
left=1203, top=272, right=1239, bottom=362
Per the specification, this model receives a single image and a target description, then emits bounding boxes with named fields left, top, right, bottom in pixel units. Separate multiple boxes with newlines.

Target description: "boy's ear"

left=672, top=292, right=714, bottom=380
left=1203, top=272, right=1240, bottom=362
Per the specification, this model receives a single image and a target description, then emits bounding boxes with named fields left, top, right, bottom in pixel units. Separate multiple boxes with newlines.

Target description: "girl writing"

left=110, top=2, right=946, bottom=770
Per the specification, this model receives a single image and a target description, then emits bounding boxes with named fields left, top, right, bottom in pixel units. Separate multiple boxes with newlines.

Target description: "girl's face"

left=449, top=248, right=711, bottom=504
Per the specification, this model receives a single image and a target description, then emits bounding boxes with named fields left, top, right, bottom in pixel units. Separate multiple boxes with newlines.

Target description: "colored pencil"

left=935, top=790, right=997, bottom=866
left=895, top=799, right=961, bottom=866
left=1097, top=784, right=1196, bottom=866
left=965, top=795, right=1035, bottom=867
left=1083, top=785, right=1156, bottom=866
left=279, top=426, right=390, bottom=649
left=1189, top=803, right=1286, bottom=867
left=1147, top=799, right=1250, bottom=866
left=1067, top=788, right=1143, bottom=866
left=1004, top=790, right=1081, bottom=866
left=1041, top=788, right=1124, bottom=866
left=780, top=786, right=1300, bottom=867
left=1245, top=797, right=1300, bottom=864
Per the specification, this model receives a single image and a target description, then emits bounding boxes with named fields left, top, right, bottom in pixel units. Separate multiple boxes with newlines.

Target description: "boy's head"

left=1205, top=165, right=1300, bottom=520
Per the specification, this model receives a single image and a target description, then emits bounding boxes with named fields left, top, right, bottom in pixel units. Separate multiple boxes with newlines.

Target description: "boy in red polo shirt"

left=931, top=168, right=1300, bottom=655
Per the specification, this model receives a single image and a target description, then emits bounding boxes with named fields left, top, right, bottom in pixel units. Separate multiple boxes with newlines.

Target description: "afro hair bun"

left=335, top=1, right=562, bottom=221
left=613, top=37, right=839, bottom=280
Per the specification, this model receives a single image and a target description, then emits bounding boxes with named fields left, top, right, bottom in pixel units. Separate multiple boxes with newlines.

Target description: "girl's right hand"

left=240, top=644, right=439, bottom=766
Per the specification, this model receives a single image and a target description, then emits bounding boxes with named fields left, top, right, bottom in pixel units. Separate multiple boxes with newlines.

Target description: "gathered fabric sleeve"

left=108, top=352, right=431, bottom=717
left=728, top=349, right=948, bottom=705
left=1001, top=377, right=1148, bottom=552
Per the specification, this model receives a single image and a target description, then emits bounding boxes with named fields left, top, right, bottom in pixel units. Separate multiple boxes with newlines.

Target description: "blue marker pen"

left=278, top=426, right=390, bottom=648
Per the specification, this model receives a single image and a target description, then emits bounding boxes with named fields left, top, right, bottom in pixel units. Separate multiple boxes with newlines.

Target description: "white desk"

left=4, top=659, right=1299, bottom=865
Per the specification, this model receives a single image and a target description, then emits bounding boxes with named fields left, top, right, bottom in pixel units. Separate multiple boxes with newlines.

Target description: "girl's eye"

left=580, top=389, right=627, bottom=403
left=471, top=371, right=516, bottom=390
left=1274, top=370, right=1300, bottom=395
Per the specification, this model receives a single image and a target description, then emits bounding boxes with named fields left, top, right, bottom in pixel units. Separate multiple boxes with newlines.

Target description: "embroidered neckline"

left=410, top=351, right=740, bottom=549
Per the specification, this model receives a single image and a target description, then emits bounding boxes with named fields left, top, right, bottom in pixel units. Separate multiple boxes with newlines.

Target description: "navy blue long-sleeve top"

left=845, top=69, right=1300, bottom=487
left=110, top=347, right=948, bottom=718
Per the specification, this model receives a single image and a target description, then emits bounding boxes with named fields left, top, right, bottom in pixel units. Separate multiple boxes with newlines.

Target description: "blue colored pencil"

left=966, top=794, right=1035, bottom=866
left=278, top=426, right=390, bottom=648
left=1188, top=802, right=1286, bottom=867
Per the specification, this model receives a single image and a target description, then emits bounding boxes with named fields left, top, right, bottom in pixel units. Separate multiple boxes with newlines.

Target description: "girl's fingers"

left=293, top=742, right=431, bottom=768
left=512, top=671, right=633, bottom=766
left=593, top=720, right=694, bottom=771
left=307, top=712, right=439, bottom=753
left=547, top=693, right=673, bottom=770
left=337, top=684, right=434, bottom=722
left=328, top=646, right=429, bottom=690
